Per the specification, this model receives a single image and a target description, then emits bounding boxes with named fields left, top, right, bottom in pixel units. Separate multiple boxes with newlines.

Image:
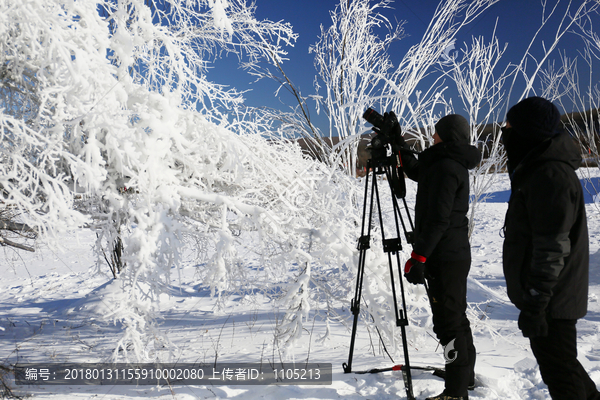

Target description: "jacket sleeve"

left=400, top=148, right=419, bottom=182
left=412, top=159, right=459, bottom=258
left=524, top=167, right=577, bottom=299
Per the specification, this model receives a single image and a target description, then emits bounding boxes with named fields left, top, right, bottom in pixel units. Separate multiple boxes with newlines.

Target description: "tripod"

left=342, top=151, right=417, bottom=400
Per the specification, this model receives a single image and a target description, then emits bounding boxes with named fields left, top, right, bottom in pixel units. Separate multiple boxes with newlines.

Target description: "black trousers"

left=529, top=318, right=600, bottom=400
left=426, top=258, right=476, bottom=398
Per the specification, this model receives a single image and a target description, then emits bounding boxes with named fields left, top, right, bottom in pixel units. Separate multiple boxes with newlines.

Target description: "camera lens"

left=363, top=108, right=384, bottom=128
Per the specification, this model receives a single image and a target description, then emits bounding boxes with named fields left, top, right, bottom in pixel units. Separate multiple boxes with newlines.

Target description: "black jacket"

left=503, top=132, right=589, bottom=319
left=401, top=141, right=481, bottom=262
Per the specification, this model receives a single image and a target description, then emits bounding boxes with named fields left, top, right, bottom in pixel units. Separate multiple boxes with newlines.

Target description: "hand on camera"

left=384, top=111, right=406, bottom=150
left=404, top=251, right=426, bottom=285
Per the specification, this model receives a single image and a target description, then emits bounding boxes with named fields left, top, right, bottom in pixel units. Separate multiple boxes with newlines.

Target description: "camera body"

left=362, top=108, right=402, bottom=158
left=362, top=108, right=406, bottom=198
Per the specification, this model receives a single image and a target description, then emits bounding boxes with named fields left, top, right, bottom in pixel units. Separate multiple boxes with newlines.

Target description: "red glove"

left=404, top=251, right=426, bottom=285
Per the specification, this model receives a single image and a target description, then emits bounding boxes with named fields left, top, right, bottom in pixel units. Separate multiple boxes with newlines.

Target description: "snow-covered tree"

left=0, top=0, right=363, bottom=361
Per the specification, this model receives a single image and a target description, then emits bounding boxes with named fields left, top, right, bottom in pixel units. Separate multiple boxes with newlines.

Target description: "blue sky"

left=211, top=0, right=598, bottom=128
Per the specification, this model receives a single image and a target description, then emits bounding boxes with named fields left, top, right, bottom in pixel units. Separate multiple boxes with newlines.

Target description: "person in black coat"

left=502, top=97, right=600, bottom=400
left=400, top=114, right=481, bottom=400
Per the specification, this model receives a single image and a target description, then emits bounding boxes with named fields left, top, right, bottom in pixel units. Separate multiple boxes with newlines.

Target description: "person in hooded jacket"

left=502, top=96, right=600, bottom=400
left=399, top=114, right=481, bottom=400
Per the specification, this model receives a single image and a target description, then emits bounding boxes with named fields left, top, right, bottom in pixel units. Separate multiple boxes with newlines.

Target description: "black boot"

left=425, top=391, right=468, bottom=400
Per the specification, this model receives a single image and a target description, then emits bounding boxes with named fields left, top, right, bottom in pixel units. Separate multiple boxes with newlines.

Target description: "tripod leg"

left=382, top=164, right=416, bottom=400
left=398, top=309, right=415, bottom=399
left=343, top=167, right=375, bottom=374
left=342, top=246, right=367, bottom=374
left=344, top=161, right=416, bottom=399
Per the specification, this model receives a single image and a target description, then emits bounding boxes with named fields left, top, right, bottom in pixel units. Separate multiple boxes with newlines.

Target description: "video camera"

left=362, top=108, right=406, bottom=198
left=362, top=108, right=403, bottom=158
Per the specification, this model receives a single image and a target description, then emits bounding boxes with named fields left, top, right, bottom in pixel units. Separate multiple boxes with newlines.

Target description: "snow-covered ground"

left=2, top=170, right=600, bottom=399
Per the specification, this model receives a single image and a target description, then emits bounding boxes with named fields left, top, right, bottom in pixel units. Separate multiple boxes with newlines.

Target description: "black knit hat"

left=506, top=97, right=561, bottom=139
left=435, top=114, right=470, bottom=143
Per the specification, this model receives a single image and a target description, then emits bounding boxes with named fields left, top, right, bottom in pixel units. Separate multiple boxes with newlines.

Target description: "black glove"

left=518, top=287, right=551, bottom=338
left=518, top=310, right=548, bottom=338
left=404, top=251, right=426, bottom=285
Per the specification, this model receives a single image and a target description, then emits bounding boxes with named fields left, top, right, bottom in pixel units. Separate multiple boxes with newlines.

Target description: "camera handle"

left=342, top=155, right=416, bottom=400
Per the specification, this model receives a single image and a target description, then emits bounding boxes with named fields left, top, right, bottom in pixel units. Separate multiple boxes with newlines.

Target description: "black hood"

left=435, top=114, right=471, bottom=143
left=513, top=132, right=581, bottom=178
left=420, top=141, right=481, bottom=170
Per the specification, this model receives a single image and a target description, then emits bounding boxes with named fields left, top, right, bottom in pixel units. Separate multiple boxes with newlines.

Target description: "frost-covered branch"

left=308, top=0, right=406, bottom=176
left=506, top=0, right=600, bottom=105
left=382, top=0, right=499, bottom=141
